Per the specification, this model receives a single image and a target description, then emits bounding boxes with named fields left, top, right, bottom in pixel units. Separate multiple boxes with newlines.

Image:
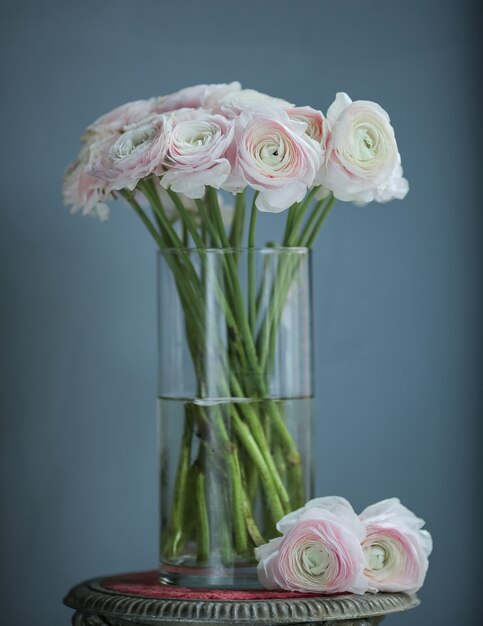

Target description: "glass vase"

left=157, top=247, right=314, bottom=588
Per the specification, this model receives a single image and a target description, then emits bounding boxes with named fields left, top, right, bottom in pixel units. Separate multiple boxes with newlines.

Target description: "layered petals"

left=360, top=498, right=432, bottom=594
left=216, top=88, right=293, bottom=118
left=226, top=107, right=322, bottom=212
left=159, top=109, right=234, bottom=198
left=320, top=92, right=408, bottom=203
left=89, top=115, right=168, bottom=191
left=62, top=142, right=111, bottom=221
left=255, top=496, right=368, bottom=594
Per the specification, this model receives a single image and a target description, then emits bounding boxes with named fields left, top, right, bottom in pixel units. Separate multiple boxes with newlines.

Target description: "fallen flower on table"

left=360, top=498, right=433, bottom=594
left=255, top=496, right=432, bottom=595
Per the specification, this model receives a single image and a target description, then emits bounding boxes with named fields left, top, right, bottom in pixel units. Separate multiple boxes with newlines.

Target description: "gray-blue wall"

left=0, top=1, right=481, bottom=624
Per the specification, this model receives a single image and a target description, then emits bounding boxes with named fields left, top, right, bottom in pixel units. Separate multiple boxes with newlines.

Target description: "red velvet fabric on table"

left=104, top=570, right=321, bottom=601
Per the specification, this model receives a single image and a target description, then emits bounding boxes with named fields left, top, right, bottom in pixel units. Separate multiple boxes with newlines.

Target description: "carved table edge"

left=64, top=575, right=420, bottom=624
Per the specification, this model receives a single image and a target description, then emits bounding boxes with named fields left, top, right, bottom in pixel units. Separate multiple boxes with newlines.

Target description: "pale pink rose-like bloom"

left=85, top=98, right=163, bottom=139
left=320, top=92, right=409, bottom=204
left=225, top=106, right=322, bottom=212
left=159, top=109, right=234, bottom=199
left=83, top=84, right=241, bottom=140
left=89, top=115, right=168, bottom=192
left=255, top=497, right=368, bottom=594
left=288, top=106, right=326, bottom=143
left=360, top=498, right=432, bottom=594
left=63, top=142, right=111, bottom=221
left=156, top=82, right=242, bottom=114
left=216, top=88, right=293, bottom=118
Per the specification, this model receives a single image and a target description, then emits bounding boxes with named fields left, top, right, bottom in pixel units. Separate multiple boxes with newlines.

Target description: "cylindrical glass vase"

left=157, top=248, right=313, bottom=588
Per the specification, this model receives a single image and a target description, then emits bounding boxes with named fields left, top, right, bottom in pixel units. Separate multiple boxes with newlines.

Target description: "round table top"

left=64, top=570, right=419, bottom=625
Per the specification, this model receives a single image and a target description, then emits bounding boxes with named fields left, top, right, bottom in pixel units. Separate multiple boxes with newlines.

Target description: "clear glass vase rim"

left=157, top=246, right=311, bottom=256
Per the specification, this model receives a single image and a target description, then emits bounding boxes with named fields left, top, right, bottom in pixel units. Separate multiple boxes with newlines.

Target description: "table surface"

left=64, top=570, right=419, bottom=625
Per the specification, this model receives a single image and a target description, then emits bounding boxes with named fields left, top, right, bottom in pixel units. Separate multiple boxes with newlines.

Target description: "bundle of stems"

left=121, top=178, right=335, bottom=564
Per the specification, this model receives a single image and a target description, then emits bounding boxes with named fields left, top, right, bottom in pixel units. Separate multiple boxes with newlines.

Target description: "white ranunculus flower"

left=159, top=109, right=234, bottom=199
left=320, top=93, right=409, bottom=203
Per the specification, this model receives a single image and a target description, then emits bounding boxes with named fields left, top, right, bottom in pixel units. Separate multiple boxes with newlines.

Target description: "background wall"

left=0, top=1, right=481, bottom=624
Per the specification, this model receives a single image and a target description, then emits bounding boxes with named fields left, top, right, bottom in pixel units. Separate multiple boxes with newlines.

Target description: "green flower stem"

left=282, top=203, right=298, bottom=244
left=126, top=184, right=327, bottom=560
left=231, top=443, right=249, bottom=555
left=119, top=190, right=164, bottom=248
left=298, top=196, right=329, bottom=244
left=121, top=190, right=203, bottom=376
left=242, top=489, right=266, bottom=547
left=274, top=442, right=288, bottom=484
left=200, top=403, right=249, bottom=558
left=206, top=189, right=275, bottom=386
left=207, top=193, right=303, bottom=512
left=194, top=467, right=210, bottom=563
left=254, top=198, right=337, bottom=509
left=195, top=199, right=222, bottom=247
left=163, top=404, right=194, bottom=558
left=304, top=195, right=336, bottom=247
left=257, top=197, right=336, bottom=386
left=246, top=460, right=259, bottom=506
left=230, top=406, right=285, bottom=523
left=206, top=189, right=304, bottom=510
left=200, top=438, right=233, bottom=565
left=229, top=375, right=290, bottom=513
left=138, top=181, right=202, bottom=294
left=283, top=187, right=318, bottom=246
left=247, top=191, right=259, bottom=334
left=135, top=185, right=294, bottom=470
left=182, top=222, right=189, bottom=247
left=126, top=189, right=254, bottom=558
left=141, top=192, right=288, bottom=523
left=166, top=187, right=205, bottom=250
left=264, top=400, right=304, bottom=508
left=259, top=194, right=335, bottom=375
left=257, top=255, right=296, bottom=373
left=201, top=221, right=208, bottom=246
left=229, top=191, right=246, bottom=249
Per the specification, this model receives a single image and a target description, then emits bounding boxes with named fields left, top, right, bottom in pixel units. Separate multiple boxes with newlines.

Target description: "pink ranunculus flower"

left=287, top=106, right=326, bottom=185
left=288, top=106, right=326, bottom=144
left=359, top=498, right=432, bottom=594
left=63, top=142, right=111, bottom=221
left=320, top=92, right=409, bottom=203
left=159, top=109, right=234, bottom=199
left=216, top=88, right=293, bottom=118
left=155, top=82, right=242, bottom=114
left=225, top=106, right=322, bottom=212
left=255, top=497, right=368, bottom=594
left=89, top=115, right=168, bottom=192
left=85, top=98, right=163, bottom=139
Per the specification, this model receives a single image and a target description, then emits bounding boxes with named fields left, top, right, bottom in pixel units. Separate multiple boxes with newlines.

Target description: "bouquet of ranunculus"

left=64, top=83, right=408, bottom=575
